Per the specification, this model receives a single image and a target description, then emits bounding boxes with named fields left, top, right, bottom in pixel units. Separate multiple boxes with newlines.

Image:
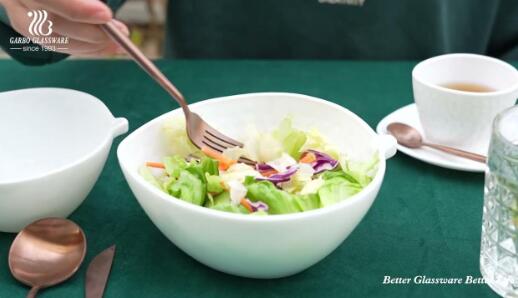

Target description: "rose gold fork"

left=101, top=21, right=255, bottom=165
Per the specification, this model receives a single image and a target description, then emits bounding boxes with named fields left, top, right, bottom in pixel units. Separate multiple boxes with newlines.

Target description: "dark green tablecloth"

left=0, top=60, right=509, bottom=298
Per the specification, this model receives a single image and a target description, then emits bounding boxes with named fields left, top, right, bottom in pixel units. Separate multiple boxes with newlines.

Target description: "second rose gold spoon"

left=387, top=122, right=486, bottom=163
left=8, top=218, right=87, bottom=298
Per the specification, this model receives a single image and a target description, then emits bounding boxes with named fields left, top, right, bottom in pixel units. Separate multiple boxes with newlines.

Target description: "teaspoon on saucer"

left=387, top=122, right=487, bottom=163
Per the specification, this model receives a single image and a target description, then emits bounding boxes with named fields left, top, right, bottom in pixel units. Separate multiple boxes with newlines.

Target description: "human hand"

left=0, top=0, right=129, bottom=56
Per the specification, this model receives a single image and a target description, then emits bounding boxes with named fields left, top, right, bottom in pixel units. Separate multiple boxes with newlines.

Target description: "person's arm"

left=0, top=0, right=128, bottom=66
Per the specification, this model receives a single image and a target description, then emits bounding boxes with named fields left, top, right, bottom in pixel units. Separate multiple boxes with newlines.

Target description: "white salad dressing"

left=278, top=163, right=316, bottom=193
left=221, top=146, right=248, bottom=161
left=266, top=153, right=297, bottom=172
left=295, top=163, right=315, bottom=181
left=220, top=163, right=260, bottom=184
left=227, top=180, right=248, bottom=205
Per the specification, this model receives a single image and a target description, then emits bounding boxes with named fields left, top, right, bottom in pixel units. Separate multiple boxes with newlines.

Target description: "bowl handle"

left=112, top=117, right=129, bottom=138
left=377, top=134, right=397, bottom=160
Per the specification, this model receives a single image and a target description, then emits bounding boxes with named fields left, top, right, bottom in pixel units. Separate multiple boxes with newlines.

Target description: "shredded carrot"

left=219, top=162, right=235, bottom=171
left=201, top=146, right=236, bottom=170
left=299, top=152, right=316, bottom=164
left=260, top=169, right=278, bottom=177
left=240, top=198, right=254, bottom=213
left=146, top=162, right=165, bottom=169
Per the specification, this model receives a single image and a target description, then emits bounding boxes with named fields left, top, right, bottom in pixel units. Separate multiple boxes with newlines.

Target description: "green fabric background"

left=166, top=0, right=518, bottom=59
left=0, top=60, right=509, bottom=297
left=2, top=0, right=518, bottom=63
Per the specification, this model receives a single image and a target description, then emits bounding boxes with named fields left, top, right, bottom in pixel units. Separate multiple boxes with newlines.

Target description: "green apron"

left=1, top=0, right=517, bottom=65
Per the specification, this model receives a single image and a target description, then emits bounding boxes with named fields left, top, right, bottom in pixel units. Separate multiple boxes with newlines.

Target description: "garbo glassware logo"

left=9, top=9, right=69, bottom=52
left=27, top=10, right=53, bottom=36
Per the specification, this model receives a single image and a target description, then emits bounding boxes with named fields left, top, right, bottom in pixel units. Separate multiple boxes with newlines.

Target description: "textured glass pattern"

left=481, top=107, right=518, bottom=297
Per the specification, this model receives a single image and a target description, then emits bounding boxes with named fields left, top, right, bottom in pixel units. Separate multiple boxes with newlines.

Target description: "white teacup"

left=412, top=53, right=518, bottom=154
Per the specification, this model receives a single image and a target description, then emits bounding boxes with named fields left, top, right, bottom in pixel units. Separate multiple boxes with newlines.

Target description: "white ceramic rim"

left=412, top=53, right=518, bottom=98
left=118, top=92, right=388, bottom=223
left=0, top=88, right=126, bottom=186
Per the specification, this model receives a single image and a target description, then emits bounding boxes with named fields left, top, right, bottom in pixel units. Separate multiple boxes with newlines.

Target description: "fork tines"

left=200, top=134, right=256, bottom=166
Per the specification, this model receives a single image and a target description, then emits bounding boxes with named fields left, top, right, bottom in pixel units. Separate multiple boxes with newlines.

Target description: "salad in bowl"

left=118, top=92, right=395, bottom=278
left=140, top=117, right=378, bottom=215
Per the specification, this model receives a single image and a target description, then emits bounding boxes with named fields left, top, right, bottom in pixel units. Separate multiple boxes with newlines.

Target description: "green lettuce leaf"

left=340, top=153, right=379, bottom=187
left=204, top=191, right=249, bottom=214
left=293, top=193, right=320, bottom=211
left=283, top=131, right=307, bottom=159
left=206, top=173, right=224, bottom=194
left=139, top=166, right=162, bottom=190
left=243, top=127, right=284, bottom=162
left=162, top=116, right=201, bottom=157
left=168, top=171, right=206, bottom=206
left=201, top=157, right=219, bottom=176
left=273, top=117, right=307, bottom=159
left=321, top=170, right=359, bottom=184
left=245, top=180, right=301, bottom=214
left=318, top=176, right=362, bottom=207
left=163, top=155, right=188, bottom=179
left=300, top=128, right=340, bottom=160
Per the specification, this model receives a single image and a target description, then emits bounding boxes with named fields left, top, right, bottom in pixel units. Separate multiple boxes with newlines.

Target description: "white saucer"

left=376, top=104, right=486, bottom=173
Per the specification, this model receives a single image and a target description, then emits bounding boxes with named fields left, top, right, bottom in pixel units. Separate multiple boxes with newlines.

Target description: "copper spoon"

left=387, top=122, right=487, bottom=163
left=99, top=21, right=255, bottom=165
left=8, top=218, right=87, bottom=298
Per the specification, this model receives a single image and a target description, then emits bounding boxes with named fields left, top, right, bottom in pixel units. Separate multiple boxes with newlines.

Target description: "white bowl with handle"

left=0, top=88, right=128, bottom=232
left=118, top=93, right=395, bottom=278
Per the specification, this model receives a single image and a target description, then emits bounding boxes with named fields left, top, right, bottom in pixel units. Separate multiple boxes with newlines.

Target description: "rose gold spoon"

left=387, top=122, right=487, bottom=163
left=8, top=218, right=87, bottom=298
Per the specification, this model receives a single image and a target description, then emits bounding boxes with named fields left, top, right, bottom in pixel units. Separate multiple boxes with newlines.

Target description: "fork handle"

left=100, top=21, right=191, bottom=115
